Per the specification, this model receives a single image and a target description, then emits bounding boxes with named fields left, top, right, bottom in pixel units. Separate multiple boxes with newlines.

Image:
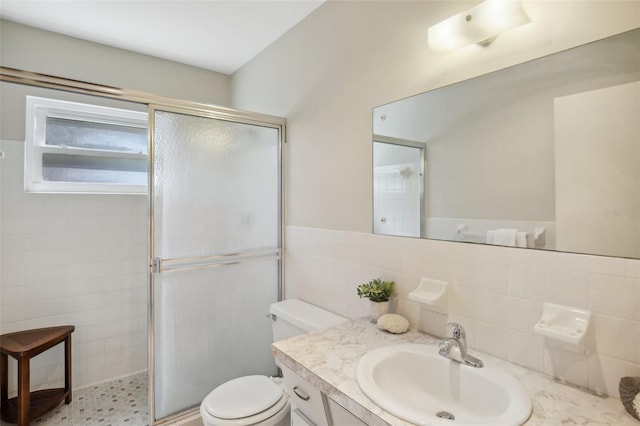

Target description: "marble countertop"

left=272, top=319, right=638, bottom=426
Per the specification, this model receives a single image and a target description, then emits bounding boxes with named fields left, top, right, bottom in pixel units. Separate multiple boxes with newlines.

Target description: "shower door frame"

left=372, top=134, right=426, bottom=238
left=0, top=67, right=287, bottom=426
left=147, top=104, right=285, bottom=424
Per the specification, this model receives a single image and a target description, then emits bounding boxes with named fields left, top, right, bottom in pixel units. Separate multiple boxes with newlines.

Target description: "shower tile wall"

left=285, top=225, right=640, bottom=398
left=373, top=162, right=421, bottom=238
left=0, top=139, right=147, bottom=395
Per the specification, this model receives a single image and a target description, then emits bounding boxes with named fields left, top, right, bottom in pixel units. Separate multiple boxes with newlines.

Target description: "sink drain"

left=436, top=411, right=455, bottom=420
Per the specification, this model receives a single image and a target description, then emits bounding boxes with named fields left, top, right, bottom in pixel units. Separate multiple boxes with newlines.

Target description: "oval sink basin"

left=357, top=344, right=532, bottom=426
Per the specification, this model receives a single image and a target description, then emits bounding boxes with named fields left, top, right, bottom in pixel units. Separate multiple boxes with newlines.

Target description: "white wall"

left=232, top=0, right=640, bottom=397
left=555, top=81, right=640, bottom=258
left=0, top=19, right=231, bottom=106
left=232, top=0, right=640, bottom=232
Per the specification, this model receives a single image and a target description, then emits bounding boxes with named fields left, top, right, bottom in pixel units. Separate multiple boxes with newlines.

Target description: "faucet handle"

left=447, top=323, right=466, bottom=339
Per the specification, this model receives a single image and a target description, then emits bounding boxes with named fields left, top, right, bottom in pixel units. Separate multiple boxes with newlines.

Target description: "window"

left=25, top=96, right=148, bottom=193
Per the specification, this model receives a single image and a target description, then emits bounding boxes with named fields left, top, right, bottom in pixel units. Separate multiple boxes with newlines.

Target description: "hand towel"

left=516, top=231, right=528, bottom=248
left=492, top=228, right=517, bottom=246
left=486, top=230, right=495, bottom=244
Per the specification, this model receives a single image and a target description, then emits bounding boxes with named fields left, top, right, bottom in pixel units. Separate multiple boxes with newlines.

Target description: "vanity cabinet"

left=281, top=364, right=367, bottom=426
left=281, top=364, right=328, bottom=426
left=325, top=398, right=368, bottom=426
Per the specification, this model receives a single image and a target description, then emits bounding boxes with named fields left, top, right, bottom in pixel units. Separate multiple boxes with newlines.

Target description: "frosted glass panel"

left=152, top=110, right=281, bottom=420
left=154, top=111, right=280, bottom=259
left=154, top=261, right=279, bottom=418
left=42, top=153, right=147, bottom=184
left=46, top=116, right=148, bottom=153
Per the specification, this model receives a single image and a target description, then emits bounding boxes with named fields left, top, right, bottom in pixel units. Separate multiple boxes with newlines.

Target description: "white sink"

left=356, top=343, right=532, bottom=426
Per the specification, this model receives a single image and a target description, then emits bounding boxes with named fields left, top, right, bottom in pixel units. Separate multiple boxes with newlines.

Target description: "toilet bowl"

left=200, top=376, right=290, bottom=426
left=199, top=299, right=347, bottom=426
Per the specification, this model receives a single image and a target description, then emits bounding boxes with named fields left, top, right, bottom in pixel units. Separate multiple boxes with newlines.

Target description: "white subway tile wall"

left=0, top=140, right=147, bottom=395
left=285, top=225, right=640, bottom=398
left=373, top=161, right=422, bottom=238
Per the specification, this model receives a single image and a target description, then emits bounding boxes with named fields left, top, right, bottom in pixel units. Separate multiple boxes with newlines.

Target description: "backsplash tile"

left=544, top=268, right=590, bottom=309
left=589, top=274, right=640, bottom=320
left=284, top=225, right=640, bottom=398
left=591, top=314, right=640, bottom=363
left=544, top=347, right=589, bottom=388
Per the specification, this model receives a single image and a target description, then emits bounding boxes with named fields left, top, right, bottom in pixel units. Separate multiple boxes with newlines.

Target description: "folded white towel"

left=516, top=231, right=528, bottom=248
left=486, top=230, right=495, bottom=244
left=493, top=228, right=517, bottom=246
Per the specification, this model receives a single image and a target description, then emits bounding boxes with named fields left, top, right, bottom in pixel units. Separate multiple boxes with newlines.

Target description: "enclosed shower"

left=0, top=68, right=284, bottom=425
left=150, top=107, right=283, bottom=421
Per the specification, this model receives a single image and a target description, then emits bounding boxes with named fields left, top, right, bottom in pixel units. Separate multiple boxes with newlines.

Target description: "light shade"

left=428, top=0, right=531, bottom=54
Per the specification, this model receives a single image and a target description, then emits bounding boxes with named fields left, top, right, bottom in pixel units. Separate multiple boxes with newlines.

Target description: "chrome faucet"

left=438, top=323, right=484, bottom=368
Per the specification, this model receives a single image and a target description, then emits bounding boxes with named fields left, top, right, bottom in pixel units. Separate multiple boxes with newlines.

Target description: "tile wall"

left=373, top=161, right=421, bottom=238
left=284, top=225, right=640, bottom=398
left=0, top=139, right=147, bottom=394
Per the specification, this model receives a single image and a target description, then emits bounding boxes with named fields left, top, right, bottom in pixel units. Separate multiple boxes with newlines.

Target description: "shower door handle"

left=152, top=248, right=280, bottom=273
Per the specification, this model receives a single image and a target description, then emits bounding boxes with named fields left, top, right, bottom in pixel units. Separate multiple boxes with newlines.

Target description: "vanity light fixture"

left=428, top=0, right=531, bottom=54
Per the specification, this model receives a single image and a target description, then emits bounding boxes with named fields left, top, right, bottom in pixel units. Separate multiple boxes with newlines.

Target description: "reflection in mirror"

left=372, top=28, right=640, bottom=258
left=373, top=136, right=425, bottom=238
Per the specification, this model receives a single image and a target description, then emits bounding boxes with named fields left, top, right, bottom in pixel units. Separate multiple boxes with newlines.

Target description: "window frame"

left=25, top=96, right=148, bottom=194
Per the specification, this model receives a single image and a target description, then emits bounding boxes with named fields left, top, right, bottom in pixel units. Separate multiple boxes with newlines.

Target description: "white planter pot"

left=369, top=301, right=390, bottom=321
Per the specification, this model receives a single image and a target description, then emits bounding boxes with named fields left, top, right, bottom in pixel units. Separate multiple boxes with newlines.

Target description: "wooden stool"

left=1, top=326, right=75, bottom=426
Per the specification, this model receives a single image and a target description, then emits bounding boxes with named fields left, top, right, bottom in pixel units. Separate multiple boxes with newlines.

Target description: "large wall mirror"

left=373, top=28, right=640, bottom=258
left=373, top=29, right=640, bottom=258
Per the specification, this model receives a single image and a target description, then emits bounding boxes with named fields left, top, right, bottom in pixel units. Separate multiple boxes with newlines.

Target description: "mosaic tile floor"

left=1, top=372, right=148, bottom=426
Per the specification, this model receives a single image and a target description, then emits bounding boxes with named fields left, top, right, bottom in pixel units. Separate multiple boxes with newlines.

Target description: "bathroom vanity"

left=273, top=319, right=636, bottom=426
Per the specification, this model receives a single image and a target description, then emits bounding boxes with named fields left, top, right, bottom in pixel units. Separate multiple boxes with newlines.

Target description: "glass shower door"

left=150, top=108, right=282, bottom=421
left=373, top=140, right=425, bottom=238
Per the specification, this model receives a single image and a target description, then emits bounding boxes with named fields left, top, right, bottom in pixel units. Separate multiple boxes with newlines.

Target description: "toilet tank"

left=269, top=299, right=347, bottom=342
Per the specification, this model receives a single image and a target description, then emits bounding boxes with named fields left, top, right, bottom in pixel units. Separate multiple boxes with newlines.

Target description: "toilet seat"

left=201, top=375, right=289, bottom=426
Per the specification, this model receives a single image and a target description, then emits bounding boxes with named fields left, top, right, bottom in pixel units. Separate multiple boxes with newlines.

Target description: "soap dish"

left=533, top=302, right=591, bottom=347
left=408, top=277, right=449, bottom=314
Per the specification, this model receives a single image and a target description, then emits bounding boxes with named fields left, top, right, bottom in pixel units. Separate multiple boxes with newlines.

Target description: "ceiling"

left=0, top=0, right=325, bottom=75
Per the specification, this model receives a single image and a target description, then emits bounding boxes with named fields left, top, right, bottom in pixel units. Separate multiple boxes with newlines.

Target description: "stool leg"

left=17, top=356, right=30, bottom=426
left=64, top=335, right=72, bottom=404
left=1, top=353, right=7, bottom=406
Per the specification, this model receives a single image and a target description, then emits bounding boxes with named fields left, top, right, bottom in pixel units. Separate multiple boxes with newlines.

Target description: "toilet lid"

left=203, top=375, right=284, bottom=420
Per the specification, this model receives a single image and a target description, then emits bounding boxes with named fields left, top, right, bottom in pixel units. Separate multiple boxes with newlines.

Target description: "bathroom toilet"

left=200, top=299, right=348, bottom=426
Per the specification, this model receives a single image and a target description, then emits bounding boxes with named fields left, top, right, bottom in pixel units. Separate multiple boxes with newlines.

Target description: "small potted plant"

left=357, top=278, right=395, bottom=321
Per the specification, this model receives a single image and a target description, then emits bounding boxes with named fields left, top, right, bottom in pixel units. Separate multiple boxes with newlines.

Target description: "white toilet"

left=200, top=299, right=348, bottom=426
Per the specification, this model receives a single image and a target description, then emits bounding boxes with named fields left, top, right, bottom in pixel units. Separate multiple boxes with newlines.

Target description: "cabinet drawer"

left=281, top=364, right=328, bottom=426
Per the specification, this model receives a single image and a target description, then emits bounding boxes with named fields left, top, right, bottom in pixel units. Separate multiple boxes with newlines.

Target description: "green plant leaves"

left=356, top=278, right=395, bottom=302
